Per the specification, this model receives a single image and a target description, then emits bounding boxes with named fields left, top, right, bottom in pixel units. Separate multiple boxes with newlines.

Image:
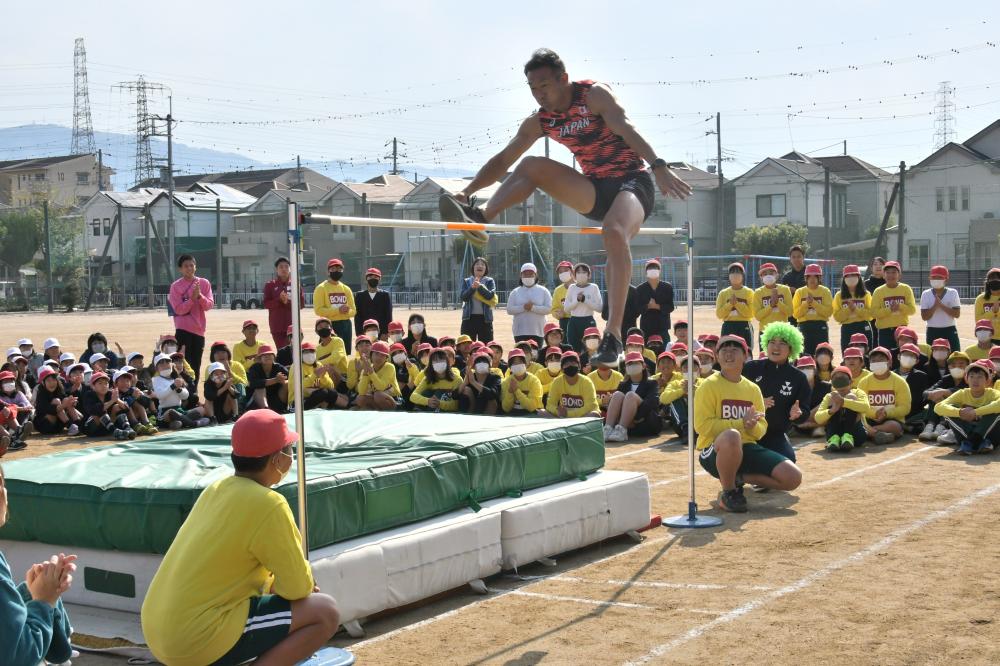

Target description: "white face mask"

left=410, top=323, right=424, bottom=334
left=366, top=331, right=378, bottom=341
left=699, top=365, right=713, bottom=377
left=933, top=351, right=948, bottom=362
left=646, top=269, right=660, bottom=280
left=302, top=352, right=317, bottom=364
left=558, top=271, right=572, bottom=283
left=870, top=361, right=889, bottom=375
left=762, top=274, right=777, bottom=286
left=950, top=367, right=967, bottom=381
left=675, top=354, right=687, bottom=365
left=20, top=348, right=32, bottom=357
left=159, top=368, right=172, bottom=378
left=930, top=279, right=946, bottom=290
left=585, top=338, right=600, bottom=351
left=1, top=382, right=14, bottom=393
left=511, top=363, right=526, bottom=376
left=626, top=364, right=644, bottom=378
left=162, top=345, right=178, bottom=355
left=575, top=273, right=588, bottom=286
left=899, top=355, right=917, bottom=369
left=92, top=343, right=106, bottom=353
left=212, top=374, right=226, bottom=384
left=547, top=361, right=562, bottom=373
left=393, top=353, right=407, bottom=365
left=432, top=361, right=448, bottom=374
left=976, top=330, right=993, bottom=342
left=844, top=276, right=859, bottom=288
left=530, top=349, right=539, bottom=360
left=522, top=277, right=536, bottom=287
left=801, top=368, right=815, bottom=381
left=391, top=333, right=403, bottom=343
left=474, top=362, right=490, bottom=374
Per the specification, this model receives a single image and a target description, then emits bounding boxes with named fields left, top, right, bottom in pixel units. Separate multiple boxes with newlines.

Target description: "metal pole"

left=287, top=200, right=308, bottom=557
left=44, top=201, right=53, bottom=313
left=439, top=229, right=447, bottom=308
left=97, top=149, right=103, bottom=191
left=215, top=198, right=222, bottom=293
left=144, top=204, right=154, bottom=308
left=897, top=161, right=906, bottom=267
left=664, top=217, right=722, bottom=529
left=716, top=112, right=724, bottom=254
left=117, top=202, right=125, bottom=309
left=361, top=193, right=370, bottom=270
left=166, top=99, right=175, bottom=271
left=823, top=166, right=831, bottom=258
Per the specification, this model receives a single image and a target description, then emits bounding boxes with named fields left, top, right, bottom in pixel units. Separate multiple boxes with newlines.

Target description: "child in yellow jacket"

left=815, top=365, right=870, bottom=452
left=858, top=346, right=911, bottom=445
left=934, top=360, right=1000, bottom=455
left=792, top=264, right=833, bottom=356
left=501, top=349, right=543, bottom=414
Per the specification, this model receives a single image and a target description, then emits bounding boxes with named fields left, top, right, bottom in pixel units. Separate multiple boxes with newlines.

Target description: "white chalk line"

left=607, top=440, right=682, bottom=461
left=622, top=479, right=1000, bottom=665
left=549, top=576, right=774, bottom=592
left=486, top=587, right=653, bottom=610
left=812, top=446, right=934, bottom=487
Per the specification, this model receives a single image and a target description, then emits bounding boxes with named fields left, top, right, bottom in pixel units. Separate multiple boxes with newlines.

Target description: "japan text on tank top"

left=538, top=80, right=646, bottom=179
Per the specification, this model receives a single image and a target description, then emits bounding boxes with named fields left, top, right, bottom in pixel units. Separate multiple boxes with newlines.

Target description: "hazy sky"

left=2, top=0, right=998, bottom=181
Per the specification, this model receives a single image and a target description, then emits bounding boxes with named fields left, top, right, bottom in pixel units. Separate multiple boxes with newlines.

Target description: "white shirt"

left=563, top=283, right=603, bottom=318
left=506, top=284, right=553, bottom=337
left=919, top=287, right=961, bottom=328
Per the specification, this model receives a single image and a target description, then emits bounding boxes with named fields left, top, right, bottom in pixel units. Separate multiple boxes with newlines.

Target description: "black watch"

left=650, top=158, right=668, bottom=171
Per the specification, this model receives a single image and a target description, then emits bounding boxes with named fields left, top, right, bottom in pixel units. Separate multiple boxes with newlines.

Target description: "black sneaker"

left=439, top=194, right=489, bottom=246
left=7, top=440, right=27, bottom=452
left=717, top=487, right=748, bottom=513
left=591, top=331, right=623, bottom=367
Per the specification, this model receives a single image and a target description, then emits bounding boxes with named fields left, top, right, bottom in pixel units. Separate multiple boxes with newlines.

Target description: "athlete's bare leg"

left=482, top=156, right=595, bottom=221
left=601, top=190, right=646, bottom=339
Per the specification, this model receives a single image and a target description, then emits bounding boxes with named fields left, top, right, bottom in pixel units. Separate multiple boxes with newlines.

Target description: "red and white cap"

left=365, top=267, right=382, bottom=278
left=899, top=343, right=921, bottom=356
left=843, top=347, right=865, bottom=359
left=717, top=335, right=749, bottom=354
left=256, top=345, right=276, bottom=357
left=759, top=262, right=778, bottom=274
left=931, top=338, right=952, bottom=350
left=371, top=341, right=390, bottom=356
left=795, top=355, right=816, bottom=368
left=884, top=260, right=901, bottom=271
left=626, top=334, right=645, bottom=346
left=363, top=318, right=379, bottom=329
left=388, top=321, right=404, bottom=332
left=624, top=351, right=645, bottom=364
left=544, top=322, right=561, bottom=335
left=849, top=333, right=869, bottom=345
left=583, top=327, right=600, bottom=338
left=37, top=366, right=59, bottom=382
left=242, top=319, right=258, bottom=329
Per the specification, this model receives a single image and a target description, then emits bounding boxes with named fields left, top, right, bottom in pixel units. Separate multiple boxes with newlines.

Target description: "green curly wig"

left=761, top=321, right=804, bottom=361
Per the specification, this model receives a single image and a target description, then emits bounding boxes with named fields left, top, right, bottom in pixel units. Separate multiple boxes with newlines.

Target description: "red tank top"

left=538, top=80, right=646, bottom=179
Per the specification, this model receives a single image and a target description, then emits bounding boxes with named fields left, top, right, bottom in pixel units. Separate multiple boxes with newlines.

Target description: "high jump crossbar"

left=301, top=212, right=681, bottom=236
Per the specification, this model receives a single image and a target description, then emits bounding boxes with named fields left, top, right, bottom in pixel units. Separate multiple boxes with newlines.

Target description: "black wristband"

left=650, top=158, right=668, bottom=171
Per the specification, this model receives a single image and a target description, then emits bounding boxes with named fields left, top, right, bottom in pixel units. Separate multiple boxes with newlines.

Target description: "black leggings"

left=304, top=389, right=342, bottom=410
left=461, top=314, right=494, bottom=342
left=175, top=329, right=206, bottom=383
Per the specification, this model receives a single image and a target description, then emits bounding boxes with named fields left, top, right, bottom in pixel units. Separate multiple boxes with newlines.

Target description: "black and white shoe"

left=717, top=487, right=748, bottom=513
left=591, top=331, right=623, bottom=367
left=439, top=194, right=489, bottom=247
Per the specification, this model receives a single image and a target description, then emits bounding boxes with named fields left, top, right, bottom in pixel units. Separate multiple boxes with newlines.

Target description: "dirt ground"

left=1, top=307, right=997, bottom=665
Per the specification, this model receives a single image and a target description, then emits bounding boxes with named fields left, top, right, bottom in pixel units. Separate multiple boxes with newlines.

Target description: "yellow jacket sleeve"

left=551, top=284, right=568, bottom=320
left=659, top=376, right=687, bottom=405
left=752, top=288, right=770, bottom=323
left=346, top=357, right=362, bottom=391
left=344, top=288, right=357, bottom=319
left=935, top=390, right=966, bottom=418
left=887, top=375, right=911, bottom=420
left=501, top=373, right=542, bottom=412
left=902, top=287, right=917, bottom=317
left=975, top=389, right=1000, bottom=416
left=313, top=283, right=335, bottom=320
left=410, top=377, right=433, bottom=406
left=715, top=288, right=732, bottom=321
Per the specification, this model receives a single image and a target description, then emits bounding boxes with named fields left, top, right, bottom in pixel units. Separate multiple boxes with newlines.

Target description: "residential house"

left=77, top=188, right=164, bottom=286
left=729, top=156, right=850, bottom=253
left=132, top=166, right=337, bottom=199
left=902, top=119, right=1000, bottom=275
left=0, top=154, right=114, bottom=208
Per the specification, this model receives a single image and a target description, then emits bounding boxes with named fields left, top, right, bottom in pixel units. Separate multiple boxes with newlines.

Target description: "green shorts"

left=211, top=595, right=292, bottom=666
left=699, top=442, right=787, bottom=479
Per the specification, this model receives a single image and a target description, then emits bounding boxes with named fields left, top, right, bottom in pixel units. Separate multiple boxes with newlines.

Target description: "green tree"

left=0, top=208, right=43, bottom=308
left=732, top=222, right=809, bottom=257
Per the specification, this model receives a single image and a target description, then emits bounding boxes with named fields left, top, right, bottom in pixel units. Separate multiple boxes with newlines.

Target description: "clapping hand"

left=741, top=407, right=762, bottom=431
left=763, top=396, right=776, bottom=409
left=789, top=400, right=802, bottom=420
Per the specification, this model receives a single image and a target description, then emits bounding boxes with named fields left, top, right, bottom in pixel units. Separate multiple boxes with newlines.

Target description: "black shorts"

left=584, top=170, right=655, bottom=222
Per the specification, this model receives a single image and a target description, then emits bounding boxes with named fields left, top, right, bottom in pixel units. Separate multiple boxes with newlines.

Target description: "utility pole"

left=97, top=149, right=104, bottom=191
left=151, top=97, right=176, bottom=269
left=439, top=230, right=447, bottom=308
left=384, top=138, right=406, bottom=175
left=296, top=155, right=303, bottom=187
left=117, top=202, right=125, bottom=309
left=711, top=113, right=725, bottom=254
left=44, top=201, right=53, bottom=313
left=897, top=161, right=906, bottom=267
left=361, top=192, right=370, bottom=270
left=144, top=204, right=153, bottom=307
left=71, top=38, right=96, bottom=155
left=544, top=136, right=555, bottom=279
left=215, top=199, right=223, bottom=293
left=843, top=140, right=847, bottom=156
left=823, top=166, right=831, bottom=258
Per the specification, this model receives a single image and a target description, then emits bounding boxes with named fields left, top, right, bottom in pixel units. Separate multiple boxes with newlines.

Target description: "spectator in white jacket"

left=151, top=353, right=208, bottom=430
left=563, top=263, right=603, bottom=353
left=506, top=262, right=552, bottom=348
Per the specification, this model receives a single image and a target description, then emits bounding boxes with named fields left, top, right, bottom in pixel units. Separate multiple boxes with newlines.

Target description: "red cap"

left=896, top=327, right=917, bottom=342
left=471, top=341, right=486, bottom=351
left=626, top=334, right=645, bottom=346
left=805, top=264, right=822, bottom=277
left=795, top=355, right=816, bottom=368
left=439, top=335, right=455, bottom=345
left=416, top=342, right=432, bottom=354
left=388, top=321, right=404, bottom=332
left=695, top=348, right=716, bottom=360
left=648, top=335, right=664, bottom=344
left=473, top=350, right=493, bottom=363
left=849, top=333, right=869, bottom=345
left=0, top=370, right=15, bottom=381
left=657, top=351, right=677, bottom=363
left=300, top=342, right=316, bottom=351
left=832, top=365, right=853, bottom=378
left=815, top=342, right=835, bottom=356
left=389, top=342, right=407, bottom=354
left=583, top=327, right=600, bottom=338
left=976, top=319, right=995, bottom=332
left=624, top=351, right=644, bottom=364
left=363, top=318, right=379, bottom=329
left=160, top=334, right=177, bottom=343
left=899, top=343, right=921, bottom=356
left=257, top=345, right=275, bottom=356
left=486, top=341, right=502, bottom=349
left=870, top=346, right=893, bottom=362
left=989, top=347, right=1000, bottom=361
left=843, top=347, right=864, bottom=359
left=884, top=260, right=901, bottom=271
left=170, top=351, right=185, bottom=360
left=242, top=319, right=258, bottom=330
left=314, top=316, right=331, bottom=325
left=523, top=339, right=539, bottom=348
left=89, top=372, right=109, bottom=385
left=355, top=335, right=371, bottom=345
left=508, top=349, right=526, bottom=362
left=37, top=366, right=58, bottom=382
left=365, top=267, right=382, bottom=278
left=929, top=265, right=949, bottom=279
left=371, top=341, right=390, bottom=356
left=327, top=258, right=344, bottom=269
left=557, top=260, right=573, bottom=270
left=561, top=351, right=580, bottom=363
left=931, top=338, right=951, bottom=350
left=545, top=347, right=563, bottom=358
left=717, top=335, right=749, bottom=354
left=842, top=264, right=861, bottom=276
left=703, top=334, right=720, bottom=343
left=673, top=320, right=688, bottom=329
left=969, top=359, right=995, bottom=376
left=232, top=410, right=298, bottom=458
left=544, top=322, right=561, bottom=335
left=759, top=262, right=778, bottom=274
left=671, top=342, right=688, bottom=354
left=988, top=267, right=1000, bottom=279
left=728, top=262, right=745, bottom=273
left=211, top=341, right=229, bottom=349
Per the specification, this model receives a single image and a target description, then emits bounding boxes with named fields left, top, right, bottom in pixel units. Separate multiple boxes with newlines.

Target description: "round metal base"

left=663, top=513, right=723, bottom=528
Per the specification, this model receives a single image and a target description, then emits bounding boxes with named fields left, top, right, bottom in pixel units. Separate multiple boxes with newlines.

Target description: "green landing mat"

left=0, top=411, right=604, bottom=553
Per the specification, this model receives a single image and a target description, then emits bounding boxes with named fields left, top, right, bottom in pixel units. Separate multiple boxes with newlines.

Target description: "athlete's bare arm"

left=459, top=114, right=544, bottom=200
left=586, top=84, right=692, bottom=200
